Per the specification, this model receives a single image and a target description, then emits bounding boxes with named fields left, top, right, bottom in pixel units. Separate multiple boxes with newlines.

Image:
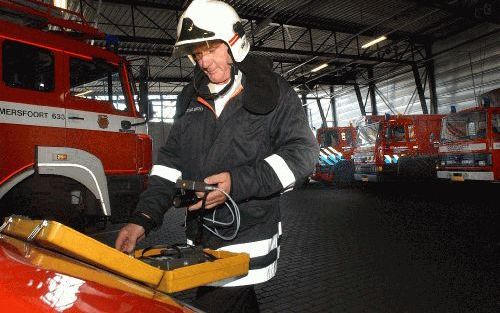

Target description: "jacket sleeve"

left=130, top=110, right=184, bottom=232
left=229, top=79, right=319, bottom=202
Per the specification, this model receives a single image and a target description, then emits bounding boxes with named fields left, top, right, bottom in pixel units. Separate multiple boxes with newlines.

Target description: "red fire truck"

left=353, top=114, right=443, bottom=182
left=312, top=126, right=356, bottom=184
left=437, top=88, right=500, bottom=182
left=0, top=0, right=152, bottom=227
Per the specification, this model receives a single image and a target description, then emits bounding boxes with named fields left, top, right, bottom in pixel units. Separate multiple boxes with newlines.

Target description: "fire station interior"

left=0, top=1, right=499, bottom=312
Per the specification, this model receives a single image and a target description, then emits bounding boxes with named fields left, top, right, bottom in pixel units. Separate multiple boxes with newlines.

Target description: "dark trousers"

left=192, top=285, right=260, bottom=313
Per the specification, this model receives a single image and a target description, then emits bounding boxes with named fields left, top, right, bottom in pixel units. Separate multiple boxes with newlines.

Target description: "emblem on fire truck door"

left=98, top=115, right=109, bottom=129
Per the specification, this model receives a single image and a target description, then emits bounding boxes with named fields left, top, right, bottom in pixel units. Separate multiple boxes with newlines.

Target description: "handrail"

left=0, top=0, right=105, bottom=39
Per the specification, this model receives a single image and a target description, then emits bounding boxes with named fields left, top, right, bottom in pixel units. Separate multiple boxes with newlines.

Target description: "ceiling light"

left=311, top=63, right=328, bottom=73
left=74, top=90, right=93, bottom=97
left=361, top=35, right=387, bottom=49
left=53, top=0, right=67, bottom=10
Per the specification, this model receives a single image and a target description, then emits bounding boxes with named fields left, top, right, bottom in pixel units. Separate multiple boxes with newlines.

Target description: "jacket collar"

left=194, top=55, right=279, bottom=115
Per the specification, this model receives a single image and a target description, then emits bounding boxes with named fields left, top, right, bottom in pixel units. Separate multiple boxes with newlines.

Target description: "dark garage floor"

left=93, top=181, right=499, bottom=313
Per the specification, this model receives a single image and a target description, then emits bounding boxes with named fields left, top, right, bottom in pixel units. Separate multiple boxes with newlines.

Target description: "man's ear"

left=222, top=43, right=236, bottom=64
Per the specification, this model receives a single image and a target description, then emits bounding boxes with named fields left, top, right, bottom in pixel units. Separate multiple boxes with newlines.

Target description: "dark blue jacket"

left=132, top=55, right=318, bottom=286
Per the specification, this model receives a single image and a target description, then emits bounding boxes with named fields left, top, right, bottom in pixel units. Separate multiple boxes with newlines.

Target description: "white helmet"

left=174, top=0, right=250, bottom=63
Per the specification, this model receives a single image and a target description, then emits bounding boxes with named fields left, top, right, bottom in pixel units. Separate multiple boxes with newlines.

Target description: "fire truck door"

left=64, top=57, right=138, bottom=176
left=0, top=40, right=65, bottom=187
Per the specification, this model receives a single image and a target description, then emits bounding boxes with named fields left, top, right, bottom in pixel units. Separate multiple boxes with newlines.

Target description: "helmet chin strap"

left=193, top=63, right=237, bottom=100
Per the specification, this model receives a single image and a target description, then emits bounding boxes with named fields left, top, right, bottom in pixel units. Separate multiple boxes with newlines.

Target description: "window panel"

left=408, top=124, right=416, bottom=142
left=150, top=96, right=176, bottom=123
left=70, top=58, right=127, bottom=111
left=493, top=113, right=500, bottom=134
left=2, top=40, right=54, bottom=92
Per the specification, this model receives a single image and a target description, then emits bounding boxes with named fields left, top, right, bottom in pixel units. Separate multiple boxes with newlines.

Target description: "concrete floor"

left=92, top=181, right=499, bottom=313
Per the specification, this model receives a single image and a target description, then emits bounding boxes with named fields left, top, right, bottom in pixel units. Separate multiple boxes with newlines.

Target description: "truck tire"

left=397, top=156, right=437, bottom=180
left=332, top=160, right=355, bottom=186
left=0, top=174, right=96, bottom=232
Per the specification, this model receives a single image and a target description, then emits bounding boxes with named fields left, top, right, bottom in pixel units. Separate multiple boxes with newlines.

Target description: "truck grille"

left=439, top=153, right=492, bottom=167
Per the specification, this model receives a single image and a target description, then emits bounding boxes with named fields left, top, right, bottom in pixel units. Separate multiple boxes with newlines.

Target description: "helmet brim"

left=172, top=39, right=223, bottom=59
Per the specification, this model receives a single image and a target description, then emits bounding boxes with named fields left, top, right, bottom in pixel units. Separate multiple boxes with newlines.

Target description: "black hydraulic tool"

left=173, top=179, right=241, bottom=244
left=174, top=180, right=216, bottom=245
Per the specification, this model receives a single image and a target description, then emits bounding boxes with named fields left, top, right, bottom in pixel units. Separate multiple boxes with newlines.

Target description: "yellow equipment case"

left=0, top=216, right=249, bottom=293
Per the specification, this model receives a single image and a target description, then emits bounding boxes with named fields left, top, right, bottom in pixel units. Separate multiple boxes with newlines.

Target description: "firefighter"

left=115, top=0, right=318, bottom=311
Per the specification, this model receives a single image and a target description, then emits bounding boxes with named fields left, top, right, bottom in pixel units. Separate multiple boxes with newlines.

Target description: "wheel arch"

left=35, top=146, right=111, bottom=216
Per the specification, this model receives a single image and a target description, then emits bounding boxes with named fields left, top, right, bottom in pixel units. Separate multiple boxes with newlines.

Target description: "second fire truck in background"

left=312, top=126, right=357, bottom=184
left=437, top=88, right=500, bottom=182
left=353, top=114, right=444, bottom=182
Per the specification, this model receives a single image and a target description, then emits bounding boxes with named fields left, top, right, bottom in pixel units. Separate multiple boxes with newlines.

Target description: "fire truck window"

left=70, top=58, right=128, bottom=111
left=464, top=114, right=487, bottom=138
left=320, top=130, right=338, bottom=148
left=127, top=66, right=140, bottom=113
left=388, top=125, right=406, bottom=142
left=408, top=124, right=416, bottom=141
left=467, top=121, right=477, bottom=136
left=493, top=114, right=500, bottom=134
left=343, top=131, right=353, bottom=145
left=2, top=40, right=54, bottom=92
left=477, top=120, right=487, bottom=137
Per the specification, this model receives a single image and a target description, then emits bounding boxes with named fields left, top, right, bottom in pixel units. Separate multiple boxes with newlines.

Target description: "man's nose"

left=198, top=54, right=212, bottom=68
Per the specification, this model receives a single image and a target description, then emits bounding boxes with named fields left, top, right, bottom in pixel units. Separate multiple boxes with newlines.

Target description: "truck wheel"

left=398, top=156, right=437, bottom=180
left=397, top=156, right=410, bottom=177
left=0, top=175, right=96, bottom=232
left=333, top=160, right=355, bottom=186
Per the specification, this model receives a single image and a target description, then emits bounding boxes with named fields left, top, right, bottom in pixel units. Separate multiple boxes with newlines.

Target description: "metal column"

left=368, top=67, right=377, bottom=115
left=316, top=98, right=327, bottom=128
left=412, top=63, right=429, bottom=114
left=425, top=44, right=438, bottom=114
left=301, top=94, right=308, bottom=117
left=330, top=86, right=337, bottom=127
left=354, top=84, right=366, bottom=116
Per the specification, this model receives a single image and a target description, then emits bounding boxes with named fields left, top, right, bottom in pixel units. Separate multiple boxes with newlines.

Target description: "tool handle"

left=175, top=180, right=216, bottom=192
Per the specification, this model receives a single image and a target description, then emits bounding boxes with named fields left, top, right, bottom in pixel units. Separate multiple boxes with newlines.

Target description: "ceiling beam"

left=98, top=0, right=429, bottom=42
left=257, top=46, right=412, bottom=64
left=105, top=38, right=409, bottom=65
left=113, top=35, right=175, bottom=45
left=96, top=0, right=183, bottom=11
left=408, top=0, right=500, bottom=24
left=150, top=76, right=191, bottom=83
left=117, top=49, right=171, bottom=57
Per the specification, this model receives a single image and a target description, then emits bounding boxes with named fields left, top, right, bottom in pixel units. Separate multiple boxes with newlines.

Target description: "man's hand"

left=115, top=223, right=145, bottom=254
left=188, top=172, right=231, bottom=211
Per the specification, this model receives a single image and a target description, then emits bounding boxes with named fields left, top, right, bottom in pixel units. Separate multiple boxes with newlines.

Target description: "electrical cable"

left=200, top=187, right=240, bottom=241
left=175, top=180, right=240, bottom=242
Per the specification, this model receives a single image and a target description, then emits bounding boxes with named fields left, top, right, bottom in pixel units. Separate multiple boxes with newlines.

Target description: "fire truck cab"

left=437, top=88, right=500, bottom=182
left=0, top=1, right=152, bottom=227
left=312, top=126, right=356, bottom=184
left=353, top=114, right=443, bottom=182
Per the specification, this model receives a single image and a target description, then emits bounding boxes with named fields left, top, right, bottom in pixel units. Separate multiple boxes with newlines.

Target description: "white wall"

left=433, top=23, right=500, bottom=112
left=148, top=122, right=172, bottom=163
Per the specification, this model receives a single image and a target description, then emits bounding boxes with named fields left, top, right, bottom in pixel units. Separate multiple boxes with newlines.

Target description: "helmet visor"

left=173, top=17, right=217, bottom=58
left=172, top=40, right=224, bottom=59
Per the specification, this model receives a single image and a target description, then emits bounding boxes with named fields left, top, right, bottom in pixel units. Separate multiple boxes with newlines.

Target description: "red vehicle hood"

left=0, top=235, right=197, bottom=313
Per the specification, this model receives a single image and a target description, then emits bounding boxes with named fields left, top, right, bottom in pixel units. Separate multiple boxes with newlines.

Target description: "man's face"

left=193, top=41, right=232, bottom=84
